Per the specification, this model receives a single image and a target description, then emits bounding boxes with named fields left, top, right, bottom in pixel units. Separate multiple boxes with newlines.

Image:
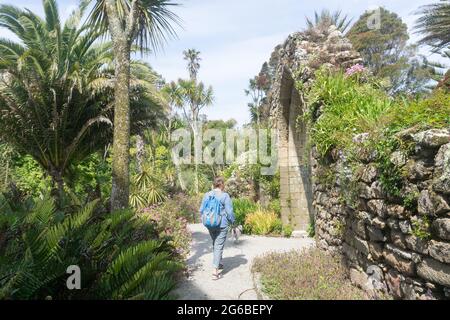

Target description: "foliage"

left=8, top=155, right=52, bottom=197
left=246, top=62, right=275, bottom=126
left=0, top=195, right=181, bottom=300
left=282, top=225, right=294, bottom=238
left=0, top=1, right=166, bottom=198
left=252, top=249, right=368, bottom=300
left=411, top=216, right=432, bottom=240
left=163, top=52, right=214, bottom=195
left=308, top=69, right=449, bottom=217
left=347, top=7, right=439, bottom=94
left=383, top=89, right=450, bottom=132
left=374, top=139, right=403, bottom=197
left=183, top=49, right=201, bottom=81
left=306, top=9, right=353, bottom=33
left=85, top=0, right=180, bottom=52
left=0, top=1, right=111, bottom=191
left=307, top=70, right=393, bottom=156
left=130, top=167, right=168, bottom=209
left=267, top=199, right=281, bottom=216
left=67, top=152, right=112, bottom=202
left=414, top=0, right=450, bottom=52
left=141, top=201, right=193, bottom=258
left=233, top=198, right=258, bottom=227
left=244, top=209, right=281, bottom=235
left=307, top=222, right=316, bottom=238
left=246, top=74, right=271, bottom=126
left=159, top=193, right=201, bottom=224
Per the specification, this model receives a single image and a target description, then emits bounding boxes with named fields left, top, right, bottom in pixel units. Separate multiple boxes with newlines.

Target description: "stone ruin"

left=267, top=25, right=450, bottom=299
left=268, top=25, right=362, bottom=232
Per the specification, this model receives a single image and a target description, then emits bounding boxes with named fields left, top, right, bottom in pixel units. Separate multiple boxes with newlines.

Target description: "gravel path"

left=173, top=223, right=315, bottom=300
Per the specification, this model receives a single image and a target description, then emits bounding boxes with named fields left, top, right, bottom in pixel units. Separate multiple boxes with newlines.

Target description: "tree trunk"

left=136, top=134, right=145, bottom=174
left=192, top=120, right=201, bottom=195
left=110, top=41, right=131, bottom=211
left=50, top=169, right=65, bottom=207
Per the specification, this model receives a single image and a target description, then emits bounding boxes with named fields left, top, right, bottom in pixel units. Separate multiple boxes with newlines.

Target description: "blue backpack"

left=201, top=191, right=225, bottom=229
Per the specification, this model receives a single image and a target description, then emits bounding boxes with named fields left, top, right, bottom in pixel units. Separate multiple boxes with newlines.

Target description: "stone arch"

left=277, top=68, right=313, bottom=232
left=268, top=26, right=362, bottom=232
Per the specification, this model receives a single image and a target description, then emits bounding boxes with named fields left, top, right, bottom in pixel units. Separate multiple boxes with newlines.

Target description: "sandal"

left=212, top=273, right=222, bottom=281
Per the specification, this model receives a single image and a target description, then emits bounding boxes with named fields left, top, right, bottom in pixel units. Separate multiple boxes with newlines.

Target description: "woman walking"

left=199, top=177, right=235, bottom=280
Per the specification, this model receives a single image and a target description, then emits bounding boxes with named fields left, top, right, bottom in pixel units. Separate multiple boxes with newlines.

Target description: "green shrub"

left=385, top=90, right=450, bottom=133
left=282, top=225, right=293, bottom=238
left=252, top=249, right=368, bottom=300
left=268, top=199, right=281, bottom=216
left=141, top=203, right=192, bottom=258
left=244, top=209, right=280, bottom=235
left=233, top=198, right=258, bottom=227
left=307, top=222, right=316, bottom=238
left=0, top=196, right=182, bottom=300
left=130, top=168, right=167, bottom=209
left=307, top=70, right=393, bottom=156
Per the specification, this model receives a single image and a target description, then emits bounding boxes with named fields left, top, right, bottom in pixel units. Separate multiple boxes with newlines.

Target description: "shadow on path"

left=221, top=254, right=248, bottom=276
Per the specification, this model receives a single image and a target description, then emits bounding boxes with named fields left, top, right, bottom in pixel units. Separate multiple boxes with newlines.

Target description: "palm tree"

left=183, top=49, right=201, bottom=81
left=415, top=0, right=450, bottom=52
left=306, top=9, right=353, bottom=33
left=85, top=0, right=180, bottom=210
left=0, top=0, right=165, bottom=203
left=0, top=1, right=114, bottom=201
left=245, top=74, right=270, bottom=127
left=163, top=79, right=214, bottom=194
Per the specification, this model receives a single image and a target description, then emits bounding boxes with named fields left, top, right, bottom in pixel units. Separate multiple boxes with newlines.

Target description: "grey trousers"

left=208, top=227, right=228, bottom=268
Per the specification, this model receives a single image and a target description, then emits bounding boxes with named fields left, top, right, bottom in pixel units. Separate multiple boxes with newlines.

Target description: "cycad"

left=0, top=0, right=166, bottom=202
left=0, top=195, right=181, bottom=300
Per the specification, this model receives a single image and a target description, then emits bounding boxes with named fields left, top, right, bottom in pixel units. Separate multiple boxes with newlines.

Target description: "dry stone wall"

left=268, top=25, right=450, bottom=300
left=313, top=129, right=450, bottom=300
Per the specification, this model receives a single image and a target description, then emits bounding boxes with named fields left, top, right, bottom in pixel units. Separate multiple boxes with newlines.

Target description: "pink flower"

left=345, top=64, right=366, bottom=77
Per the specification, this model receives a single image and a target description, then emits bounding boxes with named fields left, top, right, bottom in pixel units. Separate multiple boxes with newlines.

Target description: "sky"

left=0, top=0, right=444, bottom=126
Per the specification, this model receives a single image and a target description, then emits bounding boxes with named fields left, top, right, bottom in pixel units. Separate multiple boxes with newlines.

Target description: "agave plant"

left=305, top=9, right=353, bottom=33
left=0, top=195, right=181, bottom=300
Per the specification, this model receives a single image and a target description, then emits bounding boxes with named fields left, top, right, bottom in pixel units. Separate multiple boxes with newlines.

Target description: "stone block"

left=428, top=240, right=450, bottom=264
left=367, top=199, right=387, bottom=218
left=386, top=269, right=403, bottom=299
left=432, top=218, right=450, bottom=240
left=417, top=258, right=450, bottom=287
left=367, top=225, right=386, bottom=242
left=412, top=129, right=450, bottom=148
left=383, top=249, right=415, bottom=276
left=404, top=235, right=429, bottom=255
left=418, top=190, right=450, bottom=216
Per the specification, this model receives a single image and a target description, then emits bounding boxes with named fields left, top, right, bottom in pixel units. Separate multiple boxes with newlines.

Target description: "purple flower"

left=345, top=64, right=366, bottom=77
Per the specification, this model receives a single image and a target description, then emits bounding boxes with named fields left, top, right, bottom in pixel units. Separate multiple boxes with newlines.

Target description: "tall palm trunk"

left=50, top=168, right=65, bottom=207
left=136, top=134, right=145, bottom=174
left=192, top=113, right=200, bottom=195
left=110, top=39, right=131, bottom=210
left=105, top=0, right=132, bottom=210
